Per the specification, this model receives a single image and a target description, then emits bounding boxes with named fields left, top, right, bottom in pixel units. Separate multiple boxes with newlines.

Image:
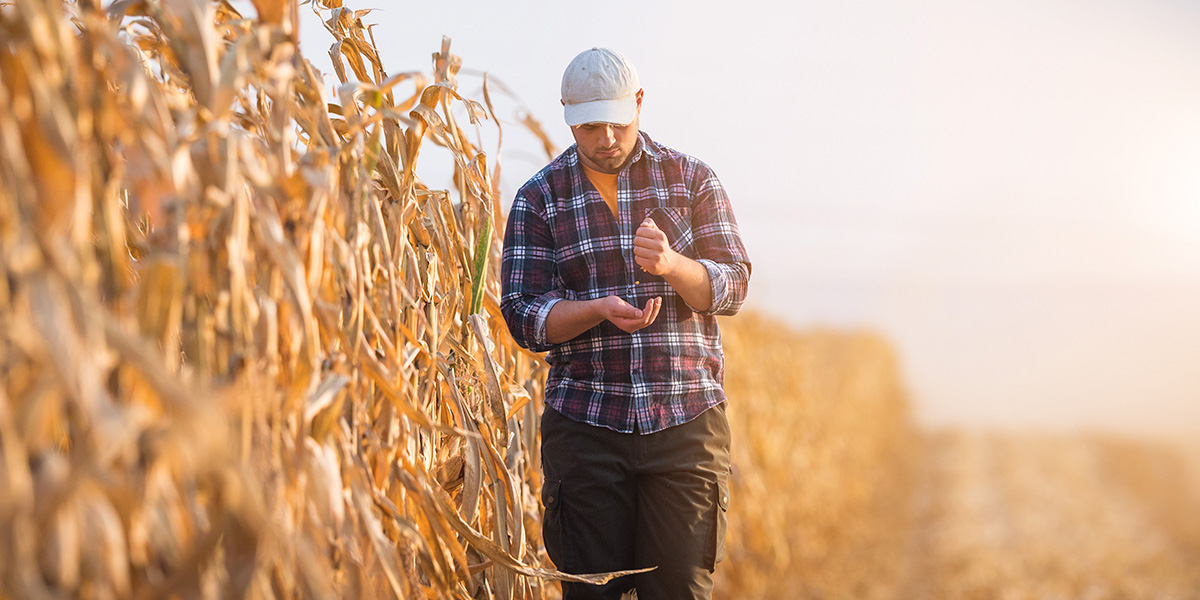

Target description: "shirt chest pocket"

left=643, top=206, right=696, bottom=259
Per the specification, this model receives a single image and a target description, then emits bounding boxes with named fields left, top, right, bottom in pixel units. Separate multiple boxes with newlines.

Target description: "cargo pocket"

left=541, top=478, right=566, bottom=570
left=705, top=475, right=730, bottom=571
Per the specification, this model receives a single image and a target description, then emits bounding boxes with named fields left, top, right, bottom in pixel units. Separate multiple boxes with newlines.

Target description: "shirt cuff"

left=696, top=259, right=729, bottom=314
left=533, top=297, right=565, bottom=347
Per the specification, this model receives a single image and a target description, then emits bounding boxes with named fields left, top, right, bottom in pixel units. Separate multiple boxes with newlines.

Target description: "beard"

left=579, top=145, right=632, bottom=174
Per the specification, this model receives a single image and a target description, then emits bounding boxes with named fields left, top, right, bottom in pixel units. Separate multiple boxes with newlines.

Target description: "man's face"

left=569, top=90, right=643, bottom=174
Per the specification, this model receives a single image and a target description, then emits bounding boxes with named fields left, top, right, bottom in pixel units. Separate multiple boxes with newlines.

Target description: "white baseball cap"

left=561, top=48, right=641, bottom=127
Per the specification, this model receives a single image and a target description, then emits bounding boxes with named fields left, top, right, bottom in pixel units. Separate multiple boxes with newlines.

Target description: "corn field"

left=0, top=0, right=627, bottom=597
left=715, top=313, right=915, bottom=599
left=716, top=314, right=1200, bottom=600
left=5, top=1, right=1197, bottom=599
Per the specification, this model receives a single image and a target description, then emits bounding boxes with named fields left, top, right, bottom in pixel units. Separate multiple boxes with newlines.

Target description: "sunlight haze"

left=299, top=0, right=1200, bottom=433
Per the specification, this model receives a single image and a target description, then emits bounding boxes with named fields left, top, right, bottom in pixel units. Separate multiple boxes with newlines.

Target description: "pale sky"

left=299, top=0, right=1200, bottom=434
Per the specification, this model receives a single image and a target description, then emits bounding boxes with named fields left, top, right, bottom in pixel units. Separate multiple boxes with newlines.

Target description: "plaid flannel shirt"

left=501, top=132, right=751, bottom=433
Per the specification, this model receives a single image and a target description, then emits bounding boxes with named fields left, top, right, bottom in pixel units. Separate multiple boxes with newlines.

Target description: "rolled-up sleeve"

left=697, top=258, right=750, bottom=315
left=690, top=165, right=751, bottom=316
left=501, top=186, right=569, bottom=352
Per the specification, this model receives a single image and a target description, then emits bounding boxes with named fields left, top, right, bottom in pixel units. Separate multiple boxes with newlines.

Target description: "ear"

left=635, top=89, right=644, bottom=109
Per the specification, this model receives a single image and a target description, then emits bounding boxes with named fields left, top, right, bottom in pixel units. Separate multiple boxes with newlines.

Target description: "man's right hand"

left=545, top=295, right=662, bottom=344
left=598, top=295, right=662, bottom=333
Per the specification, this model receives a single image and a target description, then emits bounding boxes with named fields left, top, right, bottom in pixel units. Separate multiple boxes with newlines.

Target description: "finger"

left=614, top=304, right=643, bottom=320
left=643, top=297, right=662, bottom=326
left=643, top=297, right=662, bottom=325
left=641, top=217, right=657, bottom=229
left=606, top=296, right=641, bottom=319
left=635, top=225, right=665, bottom=240
left=633, top=233, right=665, bottom=248
left=634, top=255, right=659, bottom=274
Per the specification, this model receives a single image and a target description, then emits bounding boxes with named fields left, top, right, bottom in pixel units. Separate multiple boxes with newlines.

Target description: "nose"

left=599, top=125, right=616, bottom=145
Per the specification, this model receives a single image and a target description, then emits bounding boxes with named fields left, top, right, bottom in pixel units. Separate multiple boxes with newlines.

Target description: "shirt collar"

left=628, top=131, right=658, bottom=165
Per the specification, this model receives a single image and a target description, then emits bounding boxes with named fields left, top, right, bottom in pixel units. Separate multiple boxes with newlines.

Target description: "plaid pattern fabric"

left=501, top=132, right=751, bottom=434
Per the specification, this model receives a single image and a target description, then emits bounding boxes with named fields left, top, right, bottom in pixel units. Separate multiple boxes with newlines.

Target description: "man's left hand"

left=634, top=218, right=675, bottom=276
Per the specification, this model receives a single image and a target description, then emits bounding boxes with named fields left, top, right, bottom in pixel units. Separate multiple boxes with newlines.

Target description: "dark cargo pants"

left=540, top=403, right=732, bottom=600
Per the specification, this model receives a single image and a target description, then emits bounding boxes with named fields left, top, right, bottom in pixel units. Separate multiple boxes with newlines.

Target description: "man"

left=500, top=47, right=751, bottom=599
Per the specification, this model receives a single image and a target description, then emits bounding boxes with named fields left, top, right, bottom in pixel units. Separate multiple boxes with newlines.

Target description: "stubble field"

left=717, top=312, right=1200, bottom=599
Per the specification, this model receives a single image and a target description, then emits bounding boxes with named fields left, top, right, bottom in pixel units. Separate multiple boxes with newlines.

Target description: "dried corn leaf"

left=0, top=1, right=610, bottom=598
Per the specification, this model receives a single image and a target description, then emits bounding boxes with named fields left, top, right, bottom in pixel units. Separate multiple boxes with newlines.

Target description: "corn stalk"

left=0, top=0, right=631, bottom=597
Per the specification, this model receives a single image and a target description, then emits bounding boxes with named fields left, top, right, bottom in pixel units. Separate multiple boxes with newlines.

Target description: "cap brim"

left=564, top=96, right=637, bottom=127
